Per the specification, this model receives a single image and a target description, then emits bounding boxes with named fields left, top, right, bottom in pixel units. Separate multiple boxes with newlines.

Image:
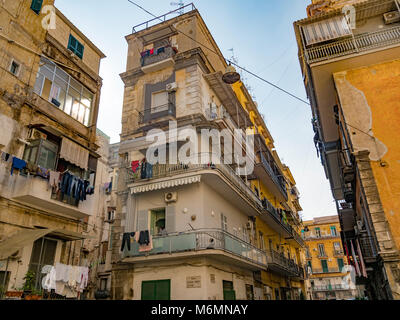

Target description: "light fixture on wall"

left=183, top=208, right=188, bottom=214
left=191, top=215, right=196, bottom=221
left=222, top=63, right=241, bottom=84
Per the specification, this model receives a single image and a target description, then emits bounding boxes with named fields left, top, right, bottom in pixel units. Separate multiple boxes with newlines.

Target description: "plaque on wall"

left=187, top=276, right=202, bottom=288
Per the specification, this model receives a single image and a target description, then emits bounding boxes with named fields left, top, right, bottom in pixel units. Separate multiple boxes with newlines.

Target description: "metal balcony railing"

left=138, top=103, right=175, bottom=124
left=259, top=153, right=287, bottom=198
left=123, top=229, right=268, bottom=268
left=306, top=26, right=400, bottom=64
left=333, top=249, right=345, bottom=257
left=132, top=3, right=197, bottom=33
left=311, top=267, right=346, bottom=274
left=266, top=249, right=305, bottom=278
left=141, top=46, right=176, bottom=67
left=312, top=284, right=350, bottom=292
left=358, top=236, right=377, bottom=259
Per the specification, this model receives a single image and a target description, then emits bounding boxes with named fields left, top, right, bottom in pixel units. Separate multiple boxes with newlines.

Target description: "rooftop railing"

left=306, top=25, right=400, bottom=64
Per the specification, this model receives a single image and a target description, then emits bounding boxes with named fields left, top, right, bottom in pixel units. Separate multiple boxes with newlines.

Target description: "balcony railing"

left=333, top=249, right=345, bottom=257
left=312, top=284, right=350, bottom=292
left=138, top=103, right=175, bottom=124
left=141, top=46, right=176, bottom=68
left=266, top=249, right=305, bottom=278
left=311, top=267, right=346, bottom=274
left=123, top=229, right=268, bottom=268
left=258, top=153, right=287, bottom=198
left=358, top=236, right=377, bottom=260
left=127, top=160, right=263, bottom=210
left=302, top=234, right=340, bottom=240
left=306, top=26, right=400, bottom=64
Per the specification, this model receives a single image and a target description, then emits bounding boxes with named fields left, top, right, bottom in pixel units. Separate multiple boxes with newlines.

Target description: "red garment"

left=149, top=48, right=154, bottom=55
left=131, top=161, right=140, bottom=173
left=344, top=242, right=353, bottom=267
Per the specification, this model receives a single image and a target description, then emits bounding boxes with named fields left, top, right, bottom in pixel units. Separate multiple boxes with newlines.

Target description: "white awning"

left=60, top=137, right=89, bottom=170
left=131, top=175, right=201, bottom=194
left=0, top=229, right=94, bottom=260
left=302, top=15, right=352, bottom=46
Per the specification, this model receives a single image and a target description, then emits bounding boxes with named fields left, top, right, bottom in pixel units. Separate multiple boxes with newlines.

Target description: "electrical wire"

left=126, top=0, right=310, bottom=106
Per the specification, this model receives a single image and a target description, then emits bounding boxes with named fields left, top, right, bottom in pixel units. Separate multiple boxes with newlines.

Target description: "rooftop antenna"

left=228, top=48, right=254, bottom=95
left=170, top=0, right=185, bottom=15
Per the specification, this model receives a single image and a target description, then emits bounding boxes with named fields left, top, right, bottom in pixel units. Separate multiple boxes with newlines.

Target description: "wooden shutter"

left=137, top=210, right=149, bottom=232
left=165, top=206, right=176, bottom=234
left=141, top=281, right=156, bottom=300
left=155, top=280, right=171, bottom=300
left=31, top=0, right=43, bottom=14
left=76, top=42, right=84, bottom=59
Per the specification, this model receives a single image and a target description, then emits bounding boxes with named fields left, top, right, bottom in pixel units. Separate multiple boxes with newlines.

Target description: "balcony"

left=122, top=229, right=268, bottom=270
left=0, top=162, right=94, bottom=220
left=138, top=103, right=176, bottom=124
left=266, top=249, right=305, bottom=279
left=311, top=267, right=346, bottom=274
left=358, top=236, right=377, bottom=263
left=141, top=46, right=176, bottom=73
left=306, top=26, right=400, bottom=64
left=254, top=152, right=288, bottom=201
left=126, top=160, right=263, bottom=212
left=333, top=249, right=345, bottom=257
left=302, top=233, right=340, bottom=241
left=312, top=284, right=350, bottom=292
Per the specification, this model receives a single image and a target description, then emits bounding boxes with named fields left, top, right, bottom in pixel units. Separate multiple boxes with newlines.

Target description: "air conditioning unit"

left=165, top=192, right=177, bottom=203
left=166, top=82, right=178, bottom=92
left=29, top=129, right=47, bottom=141
left=383, top=11, right=400, bottom=24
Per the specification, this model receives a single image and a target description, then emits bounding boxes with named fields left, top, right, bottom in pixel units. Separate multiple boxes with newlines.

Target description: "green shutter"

left=155, top=280, right=171, bottom=300
left=223, top=290, right=236, bottom=300
left=321, top=260, right=328, bottom=273
left=68, top=35, right=84, bottom=60
left=141, top=281, right=156, bottom=300
left=141, top=280, right=170, bottom=300
left=337, top=258, right=344, bottom=271
left=31, top=0, right=43, bottom=14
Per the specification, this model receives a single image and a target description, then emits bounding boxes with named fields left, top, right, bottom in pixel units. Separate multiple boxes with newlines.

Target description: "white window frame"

left=9, top=59, right=20, bottom=77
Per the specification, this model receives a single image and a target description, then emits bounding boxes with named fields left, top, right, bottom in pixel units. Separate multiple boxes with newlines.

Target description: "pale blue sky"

left=55, top=0, right=337, bottom=220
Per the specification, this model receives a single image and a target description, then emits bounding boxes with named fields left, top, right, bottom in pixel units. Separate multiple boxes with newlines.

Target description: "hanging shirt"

left=11, top=157, right=26, bottom=175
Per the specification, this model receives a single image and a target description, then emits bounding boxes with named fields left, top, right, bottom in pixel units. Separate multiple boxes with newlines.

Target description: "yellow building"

left=303, top=215, right=360, bottom=300
left=294, top=0, right=400, bottom=299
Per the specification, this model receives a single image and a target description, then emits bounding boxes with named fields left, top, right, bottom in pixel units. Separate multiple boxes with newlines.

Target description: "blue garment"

left=11, top=157, right=26, bottom=176
left=60, top=172, right=72, bottom=195
left=68, top=176, right=79, bottom=197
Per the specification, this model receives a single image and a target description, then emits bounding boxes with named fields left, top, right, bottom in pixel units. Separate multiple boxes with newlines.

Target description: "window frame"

left=10, top=60, right=20, bottom=76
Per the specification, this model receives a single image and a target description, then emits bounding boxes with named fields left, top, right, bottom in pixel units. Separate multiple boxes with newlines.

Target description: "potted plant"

left=22, top=270, right=36, bottom=299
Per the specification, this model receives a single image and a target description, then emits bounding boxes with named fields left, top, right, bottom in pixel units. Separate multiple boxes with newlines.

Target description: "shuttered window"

left=137, top=210, right=149, bottom=232
left=166, top=206, right=176, bottom=234
left=30, top=0, right=43, bottom=14
left=68, top=34, right=85, bottom=59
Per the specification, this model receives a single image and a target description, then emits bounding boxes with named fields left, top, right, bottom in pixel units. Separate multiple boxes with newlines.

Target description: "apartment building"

left=0, top=0, right=105, bottom=298
left=294, top=0, right=400, bottom=299
left=303, top=215, right=360, bottom=300
left=111, top=4, right=307, bottom=301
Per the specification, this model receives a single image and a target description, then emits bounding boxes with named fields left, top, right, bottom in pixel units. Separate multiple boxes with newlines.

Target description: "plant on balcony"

left=22, top=270, right=42, bottom=300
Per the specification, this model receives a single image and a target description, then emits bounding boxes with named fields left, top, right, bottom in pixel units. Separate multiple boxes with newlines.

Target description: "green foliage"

left=23, top=270, right=36, bottom=292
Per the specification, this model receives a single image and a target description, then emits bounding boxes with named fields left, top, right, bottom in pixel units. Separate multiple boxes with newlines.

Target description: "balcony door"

left=321, top=260, right=329, bottom=273
left=223, top=281, right=236, bottom=300
left=28, top=237, right=58, bottom=290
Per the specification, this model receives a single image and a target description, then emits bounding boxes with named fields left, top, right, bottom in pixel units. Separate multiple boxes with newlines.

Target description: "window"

left=318, top=244, right=326, bottom=257
left=34, top=57, right=93, bottom=126
left=10, top=60, right=20, bottom=76
left=245, top=284, right=254, bottom=300
left=337, top=258, right=345, bottom=271
left=68, top=35, right=84, bottom=59
left=306, top=247, right=312, bottom=259
left=330, top=226, right=337, bottom=236
left=0, top=271, right=11, bottom=294
left=315, top=227, right=321, bottom=238
left=100, top=278, right=108, bottom=291
left=23, top=139, right=59, bottom=170
left=30, top=0, right=43, bottom=14
left=150, top=209, right=166, bottom=236
left=220, top=214, right=227, bottom=231
left=258, top=232, right=265, bottom=250
left=151, top=91, right=169, bottom=113
left=321, top=260, right=329, bottom=273
left=307, top=261, right=313, bottom=273
left=29, top=237, right=57, bottom=290
left=333, top=242, right=341, bottom=253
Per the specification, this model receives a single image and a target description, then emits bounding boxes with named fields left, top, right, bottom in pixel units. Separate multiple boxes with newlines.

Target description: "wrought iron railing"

left=312, top=267, right=346, bottom=274
left=141, top=46, right=176, bottom=67
left=306, top=26, right=400, bottom=63
left=123, top=229, right=268, bottom=268
left=138, top=103, right=175, bottom=124
left=266, top=249, right=305, bottom=278
left=312, top=284, right=350, bottom=292
left=258, top=153, right=287, bottom=199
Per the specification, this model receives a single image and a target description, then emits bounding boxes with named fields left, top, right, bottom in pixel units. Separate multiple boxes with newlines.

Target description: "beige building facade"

left=0, top=0, right=105, bottom=298
left=111, top=5, right=307, bottom=301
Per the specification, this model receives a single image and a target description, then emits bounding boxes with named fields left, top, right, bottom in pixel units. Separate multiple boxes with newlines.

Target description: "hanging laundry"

left=138, top=231, right=153, bottom=253
left=350, top=240, right=361, bottom=277
left=49, top=170, right=61, bottom=191
left=157, top=47, right=165, bottom=54
left=1, top=152, right=11, bottom=162
left=356, top=239, right=368, bottom=278
left=36, top=166, right=50, bottom=179
left=149, top=48, right=154, bottom=55
left=10, top=157, right=26, bottom=175
left=131, top=160, right=140, bottom=173
left=121, top=232, right=136, bottom=252
left=26, top=162, right=38, bottom=174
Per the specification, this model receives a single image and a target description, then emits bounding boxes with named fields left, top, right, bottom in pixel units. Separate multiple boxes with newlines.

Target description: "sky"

left=55, top=0, right=337, bottom=221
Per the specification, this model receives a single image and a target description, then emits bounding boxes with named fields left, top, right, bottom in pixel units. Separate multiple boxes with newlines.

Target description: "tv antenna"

left=171, top=0, right=185, bottom=15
